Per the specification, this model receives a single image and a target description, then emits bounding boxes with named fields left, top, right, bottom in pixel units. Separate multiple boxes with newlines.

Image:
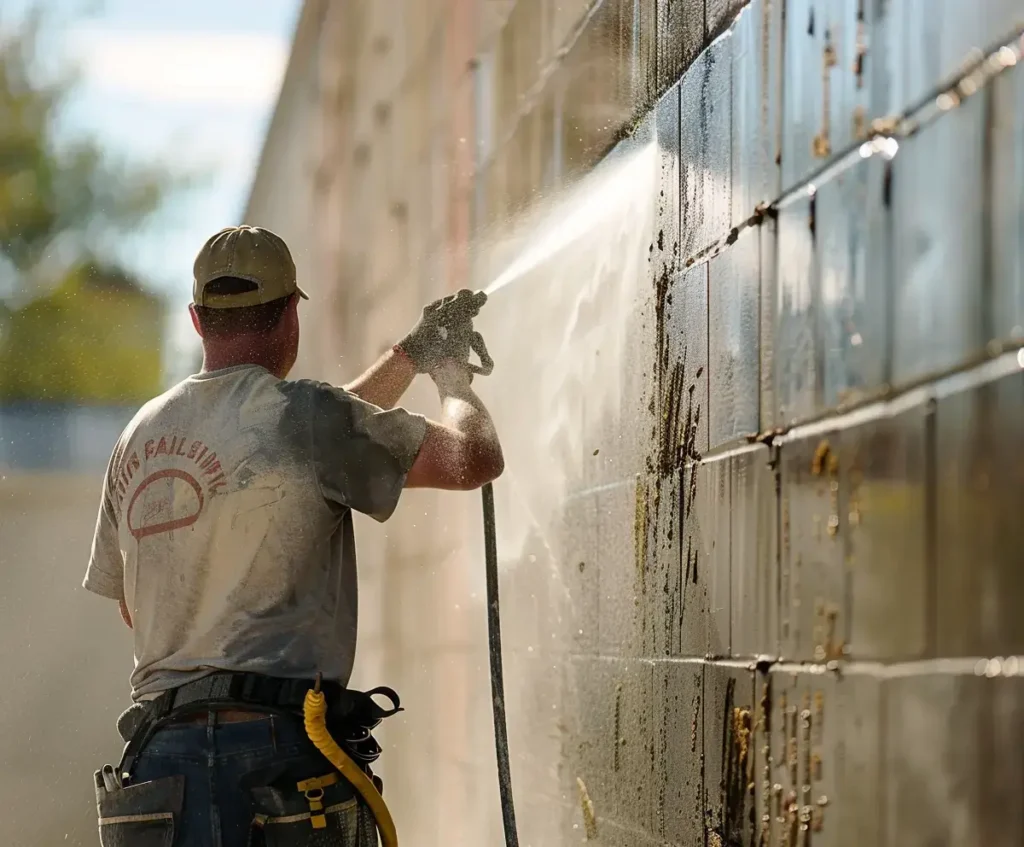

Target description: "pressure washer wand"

left=482, top=481, right=519, bottom=847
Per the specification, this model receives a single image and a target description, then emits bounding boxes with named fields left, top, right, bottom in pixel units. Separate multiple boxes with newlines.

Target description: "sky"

left=5, top=0, right=301, bottom=372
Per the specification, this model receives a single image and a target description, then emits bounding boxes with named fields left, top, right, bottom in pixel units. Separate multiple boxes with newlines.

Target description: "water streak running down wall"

left=247, top=1, right=1024, bottom=845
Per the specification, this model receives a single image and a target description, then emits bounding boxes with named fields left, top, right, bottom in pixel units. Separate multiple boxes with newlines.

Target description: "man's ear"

left=188, top=303, right=204, bottom=338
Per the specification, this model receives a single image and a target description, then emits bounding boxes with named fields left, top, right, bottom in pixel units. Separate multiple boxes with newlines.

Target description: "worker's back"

left=85, top=363, right=425, bottom=701
left=82, top=228, right=498, bottom=847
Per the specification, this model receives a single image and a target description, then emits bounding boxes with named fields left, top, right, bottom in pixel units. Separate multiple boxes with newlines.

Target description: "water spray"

left=483, top=142, right=656, bottom=297
left=473, top=140, right=656, bottom=847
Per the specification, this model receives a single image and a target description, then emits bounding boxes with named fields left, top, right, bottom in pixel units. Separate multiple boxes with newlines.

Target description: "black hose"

left=481, top=482, right=519, bottom=847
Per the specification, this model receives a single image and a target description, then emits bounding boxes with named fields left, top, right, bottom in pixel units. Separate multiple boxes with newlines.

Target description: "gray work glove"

left=396, top=289, right=492, bottom=375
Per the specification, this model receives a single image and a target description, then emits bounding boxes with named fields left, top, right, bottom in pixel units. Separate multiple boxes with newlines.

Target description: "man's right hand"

left=396, top=289, right=488, bottom=374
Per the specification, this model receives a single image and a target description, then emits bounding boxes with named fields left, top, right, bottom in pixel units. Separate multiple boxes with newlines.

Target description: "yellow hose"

left=303, top=688, right=398, bottom=847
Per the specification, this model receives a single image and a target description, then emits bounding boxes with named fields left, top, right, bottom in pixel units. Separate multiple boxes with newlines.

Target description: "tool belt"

left=116, top=672, right=402, bottom=783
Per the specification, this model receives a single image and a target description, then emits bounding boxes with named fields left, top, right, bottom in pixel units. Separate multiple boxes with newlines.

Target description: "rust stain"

left=576, top=777, right=598, bottom=840
left=853, top=104, right=868, bottom=140
left=634, top=475, right=649, bottom=593
left=810, top=439, right=832, bottom=476
left=854, top=0, right=867, bottom=87
left=813, top=30, right=838, bottom=158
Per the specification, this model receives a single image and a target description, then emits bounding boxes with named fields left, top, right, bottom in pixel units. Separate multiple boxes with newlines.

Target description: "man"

left=83, top=225, right=503, bottom=846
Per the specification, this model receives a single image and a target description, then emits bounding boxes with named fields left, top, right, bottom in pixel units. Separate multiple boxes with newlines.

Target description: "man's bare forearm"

left=344, top=349, right=416, bottom=409
left=435, top=365, right=503, bottom=477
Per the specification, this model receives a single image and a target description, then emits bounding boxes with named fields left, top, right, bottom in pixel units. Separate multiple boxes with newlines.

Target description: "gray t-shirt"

left=83, top=364, right=427, bottom=701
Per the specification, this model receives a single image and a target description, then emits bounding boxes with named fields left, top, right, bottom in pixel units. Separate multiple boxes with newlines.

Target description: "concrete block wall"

left=250, top=0, right=1024, bottom=844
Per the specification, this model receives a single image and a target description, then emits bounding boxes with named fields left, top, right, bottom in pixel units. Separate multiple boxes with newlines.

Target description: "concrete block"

left=840, top=395, right=930, bottom=661
left=698, top=457, right=732, bottom=657
left=593, top=292, right=656, bottom=486
left=505, top=652, right=568, bottom=807
left=828, top=0, right=872, bottom=154
left=767, top=665, right=841, bottom=847
left=730, top=0, right=784, bottom=228
left=640, top=468, right=684, bottom=658
left=779, top=0, right=871, bottom=185
left=765, top=664, right=799, bottom=847
left=774, top=197, right=819, bottom=426
left=557, top=492, right=602, bottom=655
left=680, top=463, right=711, bottom=657
left=706, top=0, right=745, bottom=39
left=834, top=665, right=885, bottom=847
left=891, top=96, right=987, bottom=386
left=935, top=359, right=1024, bottom=657
left=731, top=444, right=780, bottom=659
left=703, top=660, right=757, bottom=846
left=749, top=664, right=774, bottom=847
left=778, top=427, right=846, bottom=662
left=817, top=157, right=888, bottom=409
left=656, top=0, right=705, bottom=94
left=636, top=0, right=659, bottom=110
left=654, top=82, right=681, bottom=278
left=565, top=656, right=617, bottom=822
left=679, top=32, right=733, bottom=261
left=779, top=0, right=822, bottom=191
left=709, top=226, right=761, bottom=447
left=596, top=479, right=644, bottom=656
left=567, top=656, right=657, bottom=834
left=653, top=658, right=704, bottom=845
left=610, top=658, right=657, bottom=831
left=658, top=265, right=709, bottom=466
left=559, top=0, right=638, bottom=178
left=885, top=664, right=1024, bottom=847
left=759, top=214, right=778, bottom=432
left=991, top=64, right=1024, bottom=346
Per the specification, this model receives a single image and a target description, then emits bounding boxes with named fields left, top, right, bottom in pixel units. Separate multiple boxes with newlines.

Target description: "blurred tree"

left=0, top=6, right=181, bottom=402
left=0, top=262, right=163, bottom=402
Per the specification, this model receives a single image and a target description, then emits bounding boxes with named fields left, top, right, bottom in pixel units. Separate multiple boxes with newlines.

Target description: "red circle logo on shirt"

left=126, top=469, right=205, bottom=540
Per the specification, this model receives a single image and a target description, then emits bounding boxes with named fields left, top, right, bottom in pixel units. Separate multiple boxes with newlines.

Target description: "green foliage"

left=0, top=263, right=164, bottom=403
left=0, top=6, right=181, bottom=402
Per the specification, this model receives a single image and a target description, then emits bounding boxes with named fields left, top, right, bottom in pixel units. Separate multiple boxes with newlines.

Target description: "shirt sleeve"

left=82, top=452, right=125, bottom=601
left=308, top=382, right=428, bottom=522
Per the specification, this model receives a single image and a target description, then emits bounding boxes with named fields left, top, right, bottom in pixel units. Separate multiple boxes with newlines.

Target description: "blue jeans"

left=98, top=712, right=377, bottom=847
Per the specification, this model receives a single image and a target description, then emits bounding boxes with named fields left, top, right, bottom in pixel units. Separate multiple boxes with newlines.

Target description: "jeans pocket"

left=95, top=774, right=184, bottom=847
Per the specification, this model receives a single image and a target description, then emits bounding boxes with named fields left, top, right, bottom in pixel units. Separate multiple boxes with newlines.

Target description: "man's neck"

left=201, top=343, right=281, bottom=377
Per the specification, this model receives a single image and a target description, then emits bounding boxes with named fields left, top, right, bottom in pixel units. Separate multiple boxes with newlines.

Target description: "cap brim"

left=296, top=285, right=309, bottom=300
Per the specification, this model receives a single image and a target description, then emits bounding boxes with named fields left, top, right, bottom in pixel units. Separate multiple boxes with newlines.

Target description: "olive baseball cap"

left=192, top=225, right=308, bottom=308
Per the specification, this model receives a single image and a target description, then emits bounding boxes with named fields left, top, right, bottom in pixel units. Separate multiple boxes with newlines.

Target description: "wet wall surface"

left=260, top=1, right=1024, bottom=845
